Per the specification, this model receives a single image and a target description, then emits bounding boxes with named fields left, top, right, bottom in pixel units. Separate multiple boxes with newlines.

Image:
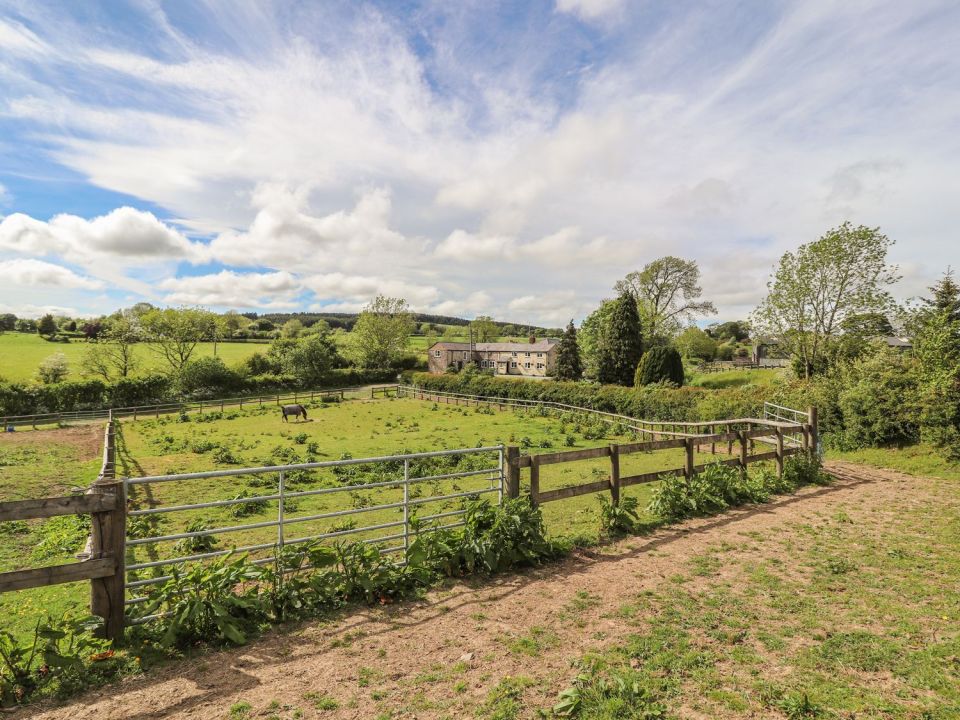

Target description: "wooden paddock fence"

left=0, top=400, right=816, bottom=642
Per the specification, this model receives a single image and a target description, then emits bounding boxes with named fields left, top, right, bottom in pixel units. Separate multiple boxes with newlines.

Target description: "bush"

left=178, top=357, right=243, bottom=397
left=37, top=353, right=69, bottom=384
left=634, top=346, right=684, bottom=387
left=598, top=495, right=640, bottom=536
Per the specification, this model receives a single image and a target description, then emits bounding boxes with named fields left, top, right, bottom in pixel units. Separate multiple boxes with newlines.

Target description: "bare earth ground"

left=0, top=424, right=103, bottom=460
left=21, top=461, right=958, bottom=720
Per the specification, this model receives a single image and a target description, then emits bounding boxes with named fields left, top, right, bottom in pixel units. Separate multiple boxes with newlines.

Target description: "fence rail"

left=1, top=384, right=400, bottom=428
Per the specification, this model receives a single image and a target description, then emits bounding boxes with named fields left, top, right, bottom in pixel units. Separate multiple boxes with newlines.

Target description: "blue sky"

left=1, top=0, right=958, bottom=324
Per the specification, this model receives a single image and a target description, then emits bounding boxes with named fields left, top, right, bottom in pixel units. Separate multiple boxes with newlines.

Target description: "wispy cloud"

left=0, top=1, right=957, bottom=322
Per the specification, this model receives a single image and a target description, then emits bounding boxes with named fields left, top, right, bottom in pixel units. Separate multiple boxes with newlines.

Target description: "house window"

left=511, top=361, right=517, bottom=368
left=525, top=362, right=531, bottom=368
left=434, top=350, right=441, bottom=357
left=511, top=351, right=517, bottom=357
left=536, top=363, right=544, bottom=369
left=537, top=353, right=543, bottom=358
left=525, top=352, right=530, bottom=357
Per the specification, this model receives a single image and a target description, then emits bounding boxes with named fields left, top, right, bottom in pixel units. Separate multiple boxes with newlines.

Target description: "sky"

left=0, top=0, right=958, bottom=326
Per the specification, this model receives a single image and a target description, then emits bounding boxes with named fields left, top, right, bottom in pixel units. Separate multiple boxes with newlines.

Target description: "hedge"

left=0, top=368, right=398, bottom=416
left=407, top=371, right=819, bottom=425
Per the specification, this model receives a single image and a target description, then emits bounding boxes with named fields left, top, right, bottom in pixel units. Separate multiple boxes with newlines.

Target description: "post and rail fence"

left=0, top=393, right=816, bottom=642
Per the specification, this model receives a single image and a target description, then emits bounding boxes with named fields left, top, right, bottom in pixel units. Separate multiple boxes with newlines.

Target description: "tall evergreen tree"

left=596, top=292, right=643, bottom=386
left=554, top=320, right=583, bottom=381
left=37, top=313, right=57, bottom=336
left=922, top=269, right=960, bottom=323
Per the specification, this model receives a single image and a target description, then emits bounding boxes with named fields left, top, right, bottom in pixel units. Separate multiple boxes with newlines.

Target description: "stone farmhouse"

left=427, top=337, right=560, bottom=377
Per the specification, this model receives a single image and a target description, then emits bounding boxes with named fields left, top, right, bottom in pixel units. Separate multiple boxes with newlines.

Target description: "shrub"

left=36, top=353, right=70, bottom=384
left=634, top=346, right=684, bottom=387
left=597, top=495, right=640, bottom=536
left=178, top=357, right=242, bottom=397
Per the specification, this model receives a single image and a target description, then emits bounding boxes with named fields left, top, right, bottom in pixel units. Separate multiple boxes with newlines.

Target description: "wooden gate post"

left=609, top=444, right=621, bottom=506
left=529, top=456, right=540, bottom=508
left=684, top=438, right=695, bottom=479
left=504, top=446, right=521, bottom=499
left=738, top=429, right=749, bottom=470
left=89, top=480, right=126, bottom=642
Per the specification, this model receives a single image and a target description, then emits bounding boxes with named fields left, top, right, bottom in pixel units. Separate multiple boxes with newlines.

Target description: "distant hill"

left=242, top=311, right=560, bottom=336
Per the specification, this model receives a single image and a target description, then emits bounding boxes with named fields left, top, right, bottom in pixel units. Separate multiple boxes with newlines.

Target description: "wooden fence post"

left=609, top=444, right=620, bottom=506
left=684, top=438, right=695, bottom=479
left=775, top=427, right=784, bottom=477
left=808, top=406, right=819, bottom=457
left=739, top=429, right=749, bottom=469
left=89, top=480, right=126, bottom=642
left=529, top=456, right=540, bottom=508
left=504, top=446, right=520, bottom=499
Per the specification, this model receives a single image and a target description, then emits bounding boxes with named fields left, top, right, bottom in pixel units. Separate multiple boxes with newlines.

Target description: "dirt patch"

left=21, top=461, right=950, bottom=720
left=0, top=423, right=104, bottom=460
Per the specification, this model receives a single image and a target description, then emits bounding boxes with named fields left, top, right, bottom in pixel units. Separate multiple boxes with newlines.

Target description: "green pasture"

left=0, top=396, right=732, bottom=642
left=0, top=332, right=267, bottom=383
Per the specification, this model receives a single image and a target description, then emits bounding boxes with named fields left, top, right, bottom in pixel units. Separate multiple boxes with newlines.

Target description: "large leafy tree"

left=578, top=300, right=616, bottom=378
left=596, top=292, right=643, bottom=386
left=140, top=307, right=219, bottom=377
left=347, top=295, right=414, bottom=369
left=554, top=320, right=583, bottom=381
left=470, top=316, right=498, bottom=343
left=752, top=222, right=899, bottom=379
left=615, top=257, right=716, bottom=341
left=82, top=314, right=140, bottom=379
left=37, top=313, right=58, bottom=336
left=268, top=331, right=342, bottom=385
left=675, top=326, right=716, bottom=361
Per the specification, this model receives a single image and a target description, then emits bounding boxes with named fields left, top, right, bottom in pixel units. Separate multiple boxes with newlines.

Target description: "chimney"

left=528, top=335, right=536, bottom=343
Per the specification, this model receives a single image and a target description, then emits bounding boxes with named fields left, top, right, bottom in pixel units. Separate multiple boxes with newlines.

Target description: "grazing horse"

left=280, top=404, right=308, bottom=422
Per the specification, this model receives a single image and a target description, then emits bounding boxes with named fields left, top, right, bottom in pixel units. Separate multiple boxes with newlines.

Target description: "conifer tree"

left=596, top=292, right=643, bottom=386
left=922, top=269, right=960, bottom=323
left=634, top=345, right=685, bottom=387
left=554, top=320, right=583, bottom=381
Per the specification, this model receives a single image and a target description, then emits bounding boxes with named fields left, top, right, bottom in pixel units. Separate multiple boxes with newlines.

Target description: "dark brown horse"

left=280, top=404, right=308, bottom=422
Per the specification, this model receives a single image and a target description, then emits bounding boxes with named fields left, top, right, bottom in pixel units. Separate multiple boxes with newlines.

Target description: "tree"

left=579, top=300, right=616, bottom=378
left=614, top=257, right=716, bottom=341
left=596, top=292, right=644, bottom=386
left=140, top=307, right=219, bottom=378
left=706, top=320, right=750, bottom=343
left=37, top=353, right=69, bottom=384
left=675, top=326, right=717, bottom=361
left=554, top=320, right=584, bottom=381
left=82, top=321, right=104, bottom=340
left=920, top=269, right=960, bottom=323
left=37, top=314, right=57, bottom=337
left=179, top=357, right=242, bottom=396
left=346, top=295, right=414, bottom=369
left=634, top=345, right=685, bottom=387
left=82, top=315, right=140, bottom=380
left=469, top=316, right=498, bottom=343
left=0, top=313, right=17, bottom=331
left=15, top=318, right=37, bottom=333
left=268, top=331, right=342, bottom=385
left=752, top=222, right=900, bottom=379
left=281, top=319, right=305, bottom=339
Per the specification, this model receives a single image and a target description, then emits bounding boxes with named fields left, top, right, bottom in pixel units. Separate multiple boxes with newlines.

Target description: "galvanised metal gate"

left=123, top=445, right=505, bottom=623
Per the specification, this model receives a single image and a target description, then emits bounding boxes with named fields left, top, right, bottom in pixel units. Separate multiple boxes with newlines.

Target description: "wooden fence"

left=0, top=420, right=125, bottom=639
left=0, top=405, right=816, bottom=642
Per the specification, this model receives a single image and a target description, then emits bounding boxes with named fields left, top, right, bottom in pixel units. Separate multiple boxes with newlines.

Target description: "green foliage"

left=345, top=295, right=414, bottom=369
left=31, top=514, right=90, bottom=562
left=674, top=326, right=716, bottom=361
left=752, top=222, right=899, bottom=378
left=139, top=555, right=267, bottom=647
left=0, top=616, right=129, bottom=706
left=178, top=356, right=242, bottom=397
left=172, top=518, right=219, bottom=555
left=596, top=293, right=643, bottom=386
left=634, top=346, right=684, bottom=387
left=597, top=495, right=640, bottom=536
left=555, top=320, right=584, bottom=381
left=407, top=497, right=563, bottom=577
left=36, top=314, right=57, bottom=337
left=36, top=353, right=70, bottom=384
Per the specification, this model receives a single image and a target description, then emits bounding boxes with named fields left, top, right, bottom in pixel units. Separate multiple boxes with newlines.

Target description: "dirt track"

left=21, top=461, right=944, bottom=720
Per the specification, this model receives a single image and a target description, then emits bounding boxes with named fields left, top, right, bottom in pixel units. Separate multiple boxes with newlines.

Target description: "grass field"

left=0, top=396, right=732, bottom=642
left=0, top=333, right=267, bottom=383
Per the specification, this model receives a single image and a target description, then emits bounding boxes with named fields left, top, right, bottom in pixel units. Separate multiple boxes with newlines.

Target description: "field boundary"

left=1, top=384, right=399, bottom=428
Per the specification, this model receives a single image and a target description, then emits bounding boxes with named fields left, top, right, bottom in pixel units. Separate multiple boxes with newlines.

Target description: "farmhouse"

left=427, top=337, right=559, bottom=377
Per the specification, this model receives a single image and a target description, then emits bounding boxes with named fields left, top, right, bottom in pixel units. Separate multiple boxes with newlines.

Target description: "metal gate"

left=122, top=445, right=504, bottom=622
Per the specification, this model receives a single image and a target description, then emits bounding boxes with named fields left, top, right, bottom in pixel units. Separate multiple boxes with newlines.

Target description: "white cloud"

left=554, top=0, right=625, bottom=21
left=0, top=302, right=80, bottom=319
left=0, top=258, right=104, bottom=290
left=159, top=270, right=301, bottom=308
left=507, top=290, right=582, bottom=326
left=302, top=272, right=439, bottom=307
left=0, top=207, right=205, bottom=265
left=0, top=183, right=10, bottom=206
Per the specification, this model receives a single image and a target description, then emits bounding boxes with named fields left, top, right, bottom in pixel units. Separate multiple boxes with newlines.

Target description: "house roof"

left=429, top=338, right=559, bottom=352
